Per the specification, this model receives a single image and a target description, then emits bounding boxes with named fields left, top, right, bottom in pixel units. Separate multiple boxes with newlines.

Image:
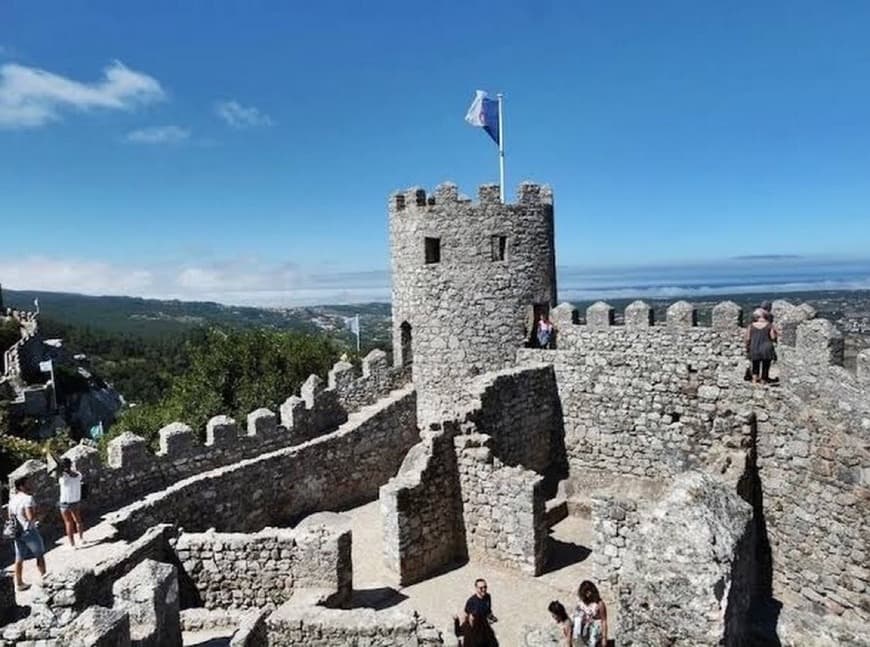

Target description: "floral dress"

left=572, top=600, right=603, bottom=647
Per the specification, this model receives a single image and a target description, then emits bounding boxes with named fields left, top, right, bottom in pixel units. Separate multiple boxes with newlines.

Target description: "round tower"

left=389, top=181, right=557, bottom=425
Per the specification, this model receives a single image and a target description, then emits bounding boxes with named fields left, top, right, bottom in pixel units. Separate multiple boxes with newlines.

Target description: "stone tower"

left=390, top=181, right=557, bottom=424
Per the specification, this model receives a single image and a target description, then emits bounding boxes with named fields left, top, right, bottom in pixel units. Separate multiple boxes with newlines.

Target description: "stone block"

left=712, top=301, right=743, bottom=329
left=157, top=423, right=195, bottom=456
left=61, top=606, right=131, bottom=647
left=301, top=374, right=325, bottom=407
left=625, top=300, right=654, bottom=328
left=478, top=183, right=500, bottom=205
left=279, top=396, right=305, bottom=429
left=667, top=300, right=697, bottom=328
left=328, top=360, right=355, bottom=391
left=586, top=301, right=614, bottom=329
left=206, top=415, right=238, bottom=447
left=246, top=408, right=277, bottom=437
left=107, top=432, right=149, bottom=470
left=112, top=559, right=181, bottom=647
left=435, top=182, right=459, bottom=203
left=362, top=348, right=388, bottom=378
left=796, top=319, right=844, bottom=366
left=857, top=349, right=870, bottom=386
left=550, top=302, right=577, bottom=328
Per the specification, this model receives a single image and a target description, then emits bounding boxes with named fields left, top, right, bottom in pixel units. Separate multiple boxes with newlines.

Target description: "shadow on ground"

left=544, top=537, right=591, bottom=574
left=351, top=586, right=409, bottom=610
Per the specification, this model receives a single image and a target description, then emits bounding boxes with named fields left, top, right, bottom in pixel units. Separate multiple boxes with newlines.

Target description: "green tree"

left=105, top=328, right=338, bottom=450
left=0, top=318, right=19, bottom=355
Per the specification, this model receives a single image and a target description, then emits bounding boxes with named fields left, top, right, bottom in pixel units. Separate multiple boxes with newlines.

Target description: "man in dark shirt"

left=463, top=578, right=498, bottom=645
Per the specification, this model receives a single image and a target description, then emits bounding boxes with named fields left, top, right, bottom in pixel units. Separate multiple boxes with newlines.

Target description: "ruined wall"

left=6, top=350, right=410, bottom=543
left=390, top=182, right=556, bottom=425
left=469, top=364, right=563, bottom=473
left=380, top=365, right=558, bottom=583
left=380, top=423, right=465, bottom=586
left=456, top=433, right=548, bottom=575
left=264, top=591, right=444, bottom=647
left=176, top=512, right=352, bottom=610
left=106, top=387, right=417, bottom=539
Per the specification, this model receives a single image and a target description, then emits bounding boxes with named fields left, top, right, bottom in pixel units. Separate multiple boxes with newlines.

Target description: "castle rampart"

left=390, top=182, right=556, bottom=425
left=519, top=298, right=870, bottom=627
left=6, top=349, right=410, bottom=545
left=105, top=385, right=418, bottom=540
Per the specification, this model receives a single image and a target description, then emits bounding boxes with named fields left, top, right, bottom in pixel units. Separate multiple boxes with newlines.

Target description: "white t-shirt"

left=8, top=492, right=35, bottom=528
left=59, top=472, right=82, bottom=504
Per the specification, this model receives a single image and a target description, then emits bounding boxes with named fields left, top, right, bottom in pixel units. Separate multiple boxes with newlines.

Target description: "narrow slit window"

left=491, top=235, right=507, bottom=261
left=424, top=237, right=441, bottom=264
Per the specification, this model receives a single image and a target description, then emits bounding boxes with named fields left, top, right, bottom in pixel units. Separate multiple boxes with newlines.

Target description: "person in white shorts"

left=8, top=476, right=46, bottom=591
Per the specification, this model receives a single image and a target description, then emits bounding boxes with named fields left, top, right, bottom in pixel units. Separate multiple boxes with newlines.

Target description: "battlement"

left=7, top=347, right=411, bottom=535
left=390, top=181, right=553, bottom=213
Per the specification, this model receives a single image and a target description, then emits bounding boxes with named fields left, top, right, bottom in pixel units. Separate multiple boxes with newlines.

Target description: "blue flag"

left=465, top=90, right=500, bottom=145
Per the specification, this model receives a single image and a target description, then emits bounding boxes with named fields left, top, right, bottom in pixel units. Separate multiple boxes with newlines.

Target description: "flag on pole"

left=465, top=90, right=500, bottom=145
left=344, top=315, right=361, bottom=352
left=39, top=359, right=53, bottom=373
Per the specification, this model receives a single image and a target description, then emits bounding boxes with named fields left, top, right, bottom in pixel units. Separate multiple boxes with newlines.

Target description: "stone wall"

left=390, top=182, right=556, bottom=425
left=380, top=423, right=465, bottom=586
left=175, top=512, right=352, bottom=610
left=456, top=433, right=548, bottom=575
left=517, top=300, right=746, bottom=484
left=106, top=387, right=418, bottom=539
left=263, top=590, right=444, bottom=646
left=528, top=300, right=869, bottom=629
left=468, top=364, right=563, bottom=473
left=380, top=365, right=559, bottom=583
left=615, top=471, right=754, bottom=646
left=6, top=352, right=410, bottom=543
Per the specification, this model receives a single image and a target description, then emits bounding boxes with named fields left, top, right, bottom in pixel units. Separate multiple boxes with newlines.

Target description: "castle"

left=1, top=183, right=868, bottom=646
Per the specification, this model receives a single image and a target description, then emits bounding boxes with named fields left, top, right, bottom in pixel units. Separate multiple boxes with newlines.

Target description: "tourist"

left=462, top=577, right=498, bottom=646
left=58, top=458, right=86, bottom=548
left=745, top=310, right=777, bottom=384
left=8, top=476, right=47, bottom=591
left=549, top=600, right=574, bottom=646
left=537, top=313, right=555, bottom=349
left=573, top=580, right=608, bottom=647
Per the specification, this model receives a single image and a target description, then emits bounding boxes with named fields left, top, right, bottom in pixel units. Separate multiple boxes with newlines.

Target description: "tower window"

left=491, top=235, right=507, bottom=261
left=424, top=237, right=441, bottom=264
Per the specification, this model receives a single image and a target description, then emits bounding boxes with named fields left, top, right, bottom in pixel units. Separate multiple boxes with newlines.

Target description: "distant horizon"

left=4, top=255, right=870, bottom=309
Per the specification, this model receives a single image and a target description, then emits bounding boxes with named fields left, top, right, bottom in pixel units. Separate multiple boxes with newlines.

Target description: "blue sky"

left=1, top=1, right=869, bottom=305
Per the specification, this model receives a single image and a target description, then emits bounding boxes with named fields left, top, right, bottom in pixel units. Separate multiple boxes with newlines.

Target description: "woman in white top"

left=58, top=458, right=86, bottom=548
left=8, top=476, right=46, bottom=591
left=573, top=580, right=608, bottom=647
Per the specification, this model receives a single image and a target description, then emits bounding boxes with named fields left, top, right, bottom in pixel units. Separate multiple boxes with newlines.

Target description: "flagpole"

left=355, top=315, right=360, bottom=352
left=497, top=93, right=505, bottom=202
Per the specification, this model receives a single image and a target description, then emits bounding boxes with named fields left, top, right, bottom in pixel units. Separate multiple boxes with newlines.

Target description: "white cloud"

left=0, top=256, right=389, bottom=306
left=0, top=60, right=165, bottom=129
left=214, top=100, right=273, bottom=129
left=125, top=125, right=190, bottom=144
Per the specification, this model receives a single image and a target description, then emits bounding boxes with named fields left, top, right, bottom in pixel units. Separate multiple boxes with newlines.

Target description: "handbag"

left=3, top=516, right=22, bottom=540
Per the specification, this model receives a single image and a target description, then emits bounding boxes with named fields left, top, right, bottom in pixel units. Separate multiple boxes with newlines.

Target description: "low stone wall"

left=176, top=512, right=352, bottom=610
left=456, top=433, right=548, bottom=575
left=106, top=387, right=418, bottom=539
left=264, top=590, right=444, bottom=646
left=380, top=423, right=465, bottom=586
left=590, top=496, right=639, bottom=593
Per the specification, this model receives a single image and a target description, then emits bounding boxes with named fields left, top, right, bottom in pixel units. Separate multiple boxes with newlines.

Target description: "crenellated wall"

left=521, top=298, right=870, bottom=628
left=6, top=348, right=411, bottom=542
left=105, top=386, right=418, bottom=540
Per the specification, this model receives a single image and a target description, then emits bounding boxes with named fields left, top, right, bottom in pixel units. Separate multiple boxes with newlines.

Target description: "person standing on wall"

left=58, top=458, right=86, bottom=548
left=8, top=476, right=47, bottom=591
left=745, top=310, right=778, bottom=384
